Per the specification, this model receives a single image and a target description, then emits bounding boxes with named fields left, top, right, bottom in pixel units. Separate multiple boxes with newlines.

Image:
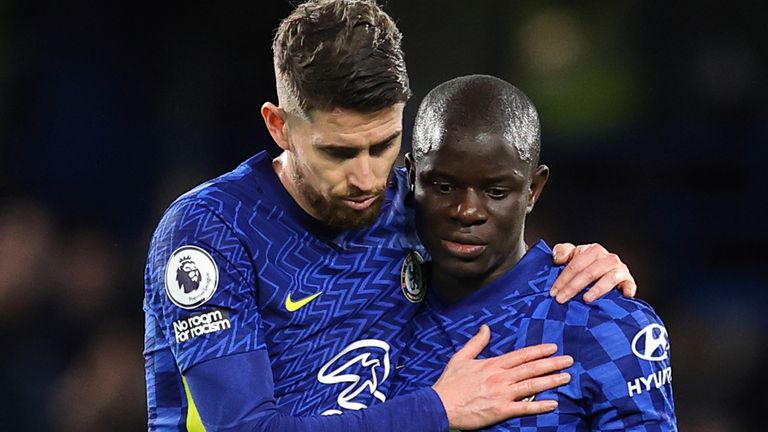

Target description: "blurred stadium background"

left=1, top=0, right=765, bottom=430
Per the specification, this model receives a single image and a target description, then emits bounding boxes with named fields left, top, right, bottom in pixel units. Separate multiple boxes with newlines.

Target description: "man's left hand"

left=549, top=243, right=636, bottom=304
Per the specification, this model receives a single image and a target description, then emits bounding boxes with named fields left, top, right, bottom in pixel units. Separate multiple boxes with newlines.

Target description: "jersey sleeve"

left=145, top=199, right=266, bottom=372
left=576, top=294, right=677, bottom=431
left=186, top=350, right=449, bottom=432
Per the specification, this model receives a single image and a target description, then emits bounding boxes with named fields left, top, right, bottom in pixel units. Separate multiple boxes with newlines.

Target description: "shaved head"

left=405, top=75, right=550, bottom=296
left=411, top=75, right=541, bottom=167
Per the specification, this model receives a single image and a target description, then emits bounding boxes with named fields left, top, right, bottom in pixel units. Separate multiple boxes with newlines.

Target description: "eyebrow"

left=423, top=169, right=526, bottom=183
left=314, top=130, right=402, bottom=152
left=487, top=170, right=526, bottom=181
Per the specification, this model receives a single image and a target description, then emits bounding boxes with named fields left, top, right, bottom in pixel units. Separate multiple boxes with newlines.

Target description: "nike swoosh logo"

left=285, top=291, right=323, bottom=312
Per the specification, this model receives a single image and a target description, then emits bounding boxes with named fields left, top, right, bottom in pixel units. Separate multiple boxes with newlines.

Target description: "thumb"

left=454, top=324, right=490, bottom=361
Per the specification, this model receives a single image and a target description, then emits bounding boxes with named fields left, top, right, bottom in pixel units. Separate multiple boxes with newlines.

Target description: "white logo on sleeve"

left=317, top=339, right=391, bottom=415
left=626, top=323, right=673, bottom=397
left=164, top=245, right=219, bottom=309
left=631, top=323, right=669, bottom=361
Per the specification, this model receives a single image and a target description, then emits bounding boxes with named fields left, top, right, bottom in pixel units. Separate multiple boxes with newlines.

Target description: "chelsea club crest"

left=400, top=251, right=426, bottom=303
left=164, top=245, right=219, bottom=309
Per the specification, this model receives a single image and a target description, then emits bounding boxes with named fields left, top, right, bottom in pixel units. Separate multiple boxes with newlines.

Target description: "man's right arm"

left=185, top=350, right=448, bottom=432
left=185, top=328, right=572, bottom=432
left=146, top=200, right=572, bottom=431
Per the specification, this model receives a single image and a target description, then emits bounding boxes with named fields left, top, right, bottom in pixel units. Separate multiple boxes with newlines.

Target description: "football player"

left=392, top=74, right=676, bottom=430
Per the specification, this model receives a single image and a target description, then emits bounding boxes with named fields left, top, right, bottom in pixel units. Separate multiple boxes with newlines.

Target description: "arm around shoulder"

left=185, top=351, right=449, bottom=432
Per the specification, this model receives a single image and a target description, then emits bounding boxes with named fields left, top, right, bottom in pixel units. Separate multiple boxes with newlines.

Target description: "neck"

left=432, top=240, right=528, bottom=303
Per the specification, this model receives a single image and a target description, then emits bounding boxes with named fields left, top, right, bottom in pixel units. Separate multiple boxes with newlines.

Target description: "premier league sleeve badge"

left=164, top=245, right=219, bottom=309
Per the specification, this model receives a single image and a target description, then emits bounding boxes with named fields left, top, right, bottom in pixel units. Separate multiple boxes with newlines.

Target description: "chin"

left=436, top=256, right=492, bottom=280
left=323, top=197, right=383, bottom=229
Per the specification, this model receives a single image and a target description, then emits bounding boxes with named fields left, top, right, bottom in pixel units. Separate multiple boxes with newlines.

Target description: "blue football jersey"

left=144, top=151, right=430, bottom=430
left=391, top=241, right=677, bottom=431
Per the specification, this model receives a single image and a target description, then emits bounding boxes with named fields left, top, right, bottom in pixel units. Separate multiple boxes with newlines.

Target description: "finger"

left=453, top=324, right=491, bottom=361
left=549, top=244, right=604, bottom=296
left=617, top=277, right=637, bottom=298
left=509, top=372, right=571, bottom=401
left=557, top=253, right=627, bottom=303
left=551, top=242, right=576, bottom=264
left=505, top=399, right=558, bottom=417
left=581, top=266, right=632, bottom=302
left=554, top=253, right=622, bottom=304
left=505, top=355, right=574, bottom=383
left=494, top=343, right=558, bottom=369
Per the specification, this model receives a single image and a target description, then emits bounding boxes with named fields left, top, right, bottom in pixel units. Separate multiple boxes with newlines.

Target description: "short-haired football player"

left=144, top=2, right=640, bottom=431
left=392, top=74, right=676, bottom=430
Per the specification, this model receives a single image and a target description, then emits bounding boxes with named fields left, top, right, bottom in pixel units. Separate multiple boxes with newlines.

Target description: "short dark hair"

left=273, top=0, right=411, bottom=117
left=412, top=74, right=541, bottom=165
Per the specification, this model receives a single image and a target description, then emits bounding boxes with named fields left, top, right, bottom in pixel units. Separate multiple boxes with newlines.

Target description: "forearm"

left=185, top=351, right=449, bottom=432
left=244, top=388, right=446, bottom=432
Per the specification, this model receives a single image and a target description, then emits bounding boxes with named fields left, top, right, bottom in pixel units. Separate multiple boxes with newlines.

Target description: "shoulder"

left=175, top=156, right=270, bottom=213
left=580, top=291, right=667, bottom=337
left=578, top=292, right=669, bottom=363
left=147, top=171, right=256, bottom=277
left=513, top=288, right=668, bottom=354
left=151, top=196, right=233, bottom=251
left=542, top=291, right=672, bottom=387
left=536, top=289, right=668, bottom=347
left=154, top=155, right=274, bottom=235
left=524, top=285, right=664, bottom=328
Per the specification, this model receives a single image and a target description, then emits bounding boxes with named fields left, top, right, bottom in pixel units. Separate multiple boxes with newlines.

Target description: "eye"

left=369, top=140, right=395, bottom=157
left=486, top=188, right=510, bottom=199
left=321, top=147, right=358, bottom=160
left=433, top=182, right=454, bottom=194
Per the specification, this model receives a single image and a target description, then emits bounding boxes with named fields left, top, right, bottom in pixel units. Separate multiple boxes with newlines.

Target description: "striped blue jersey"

left=144, top=151, right=429, bottom=430
left=391, top=241, right=677, bottom=431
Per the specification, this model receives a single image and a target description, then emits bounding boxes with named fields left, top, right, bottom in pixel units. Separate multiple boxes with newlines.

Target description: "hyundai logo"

left=631, top=324, right=669, bottom=361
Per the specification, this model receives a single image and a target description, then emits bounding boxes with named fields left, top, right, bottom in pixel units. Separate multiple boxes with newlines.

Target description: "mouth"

left=440, top=238, right=488, bottom=259
left=342, top=195, right=378, bottom=210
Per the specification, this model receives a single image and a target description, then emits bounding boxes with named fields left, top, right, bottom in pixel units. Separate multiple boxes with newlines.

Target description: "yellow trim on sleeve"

left=182, top=375, right=207, bottom=432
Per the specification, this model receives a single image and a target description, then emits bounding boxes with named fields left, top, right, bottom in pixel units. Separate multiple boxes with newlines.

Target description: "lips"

left=342, top=195, right=378, bottom=210
left=440, top=237, right=488, bottom=259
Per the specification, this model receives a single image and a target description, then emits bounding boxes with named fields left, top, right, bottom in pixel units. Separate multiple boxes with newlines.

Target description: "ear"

left=261, top=102, right=290, bottom=151
left=526, top=164, right=549, bottom=214
left=404, top=152, right=416, bottom=192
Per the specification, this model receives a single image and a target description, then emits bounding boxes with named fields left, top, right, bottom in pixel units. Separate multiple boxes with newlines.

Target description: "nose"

left=348, top=154, right=375, bottom=192
left=451, top=188, right=488, bottom=226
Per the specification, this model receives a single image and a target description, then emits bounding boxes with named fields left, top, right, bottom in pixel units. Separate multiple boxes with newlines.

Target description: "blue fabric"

left=391, top=240, right=677, bottom=431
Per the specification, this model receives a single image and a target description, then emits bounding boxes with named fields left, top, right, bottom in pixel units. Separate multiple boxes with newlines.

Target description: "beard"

left=292, top=165, right=385, bottom=230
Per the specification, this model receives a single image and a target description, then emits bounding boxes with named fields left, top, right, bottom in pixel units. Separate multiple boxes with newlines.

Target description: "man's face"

left=412, top=129, right=544, bottom=283
left=285, top=104, right=404, bottom=229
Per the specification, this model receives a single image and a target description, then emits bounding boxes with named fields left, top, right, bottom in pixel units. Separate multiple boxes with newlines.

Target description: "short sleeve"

left=578, top=295, right=677, bottom=431
left=144, top=199, right=267, bottom=372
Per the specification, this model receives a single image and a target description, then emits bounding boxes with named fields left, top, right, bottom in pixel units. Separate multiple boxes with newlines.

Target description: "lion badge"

left=164, top=245, right=219, bottom=309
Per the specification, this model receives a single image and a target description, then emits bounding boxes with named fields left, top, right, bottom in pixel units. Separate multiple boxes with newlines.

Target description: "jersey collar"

left=426, top=240, right=557, bottom=320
